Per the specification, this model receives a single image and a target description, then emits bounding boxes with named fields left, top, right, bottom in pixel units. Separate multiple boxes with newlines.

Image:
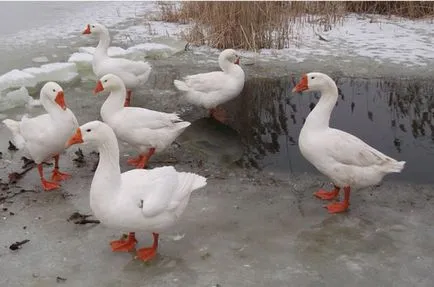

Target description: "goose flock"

left=1, top=23, right=405, bottom=262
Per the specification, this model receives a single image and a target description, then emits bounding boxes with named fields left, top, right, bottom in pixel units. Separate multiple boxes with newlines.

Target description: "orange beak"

left=292, top=74, right=309, bottom=93
left=82, top=24, right=91, bottom=35
left=235, top=57, right=240, bottom=65
left=94, top=80, right=104, bottom=94
left=55, top=91, right=66, bottom=110
left=66, top=128, right=84, bottom=148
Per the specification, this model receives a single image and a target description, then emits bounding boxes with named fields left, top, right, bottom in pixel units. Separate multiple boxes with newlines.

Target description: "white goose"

left=94, top=74, right=191, bottom=169
left=173, top=49, right=245, bottom=122
left=3, top=82, right=78, bottom=191
left=66, top=121, right=206, bottom=261
left=82, top=23, right=152, bottom=107
left=292, top=72, right=405, bottom=213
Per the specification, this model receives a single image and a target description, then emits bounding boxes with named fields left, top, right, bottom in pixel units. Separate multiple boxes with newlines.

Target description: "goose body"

left=2, top=82, right=78, bottom=190
left=174, top=49, right=245, bottom=122
left=95, top=74, right=190, bottom=168
left=66, top=120, right=206, bottom=261
left=293, top=72, right=405, bottom=213
left=83, top=23, right=152, bottom=106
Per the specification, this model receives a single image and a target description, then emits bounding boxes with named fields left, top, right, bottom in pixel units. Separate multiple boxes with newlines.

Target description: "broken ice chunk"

left=32, top=56, right=49, bottom=63
left=78, top=46, right=130, bottom=57
left=0, top=87, right=35, bottom=112
left=22, top=63, right=79, bottom=84
left=0, top=70, right=37, bottom=91
left=68, top=52, right=93, bottom=64
left=126, top=43, right=175, bottom=53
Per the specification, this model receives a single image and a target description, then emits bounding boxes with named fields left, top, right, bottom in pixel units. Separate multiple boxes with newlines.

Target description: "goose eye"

left=92, top=25, right=95, bottom=28
left=86, top=129, right=91, bottom=132
left=104, top=80, right=108, bottom=83
left=52, top=89, right=56, bottom=92
left=311, top=76, right=315, bottom=80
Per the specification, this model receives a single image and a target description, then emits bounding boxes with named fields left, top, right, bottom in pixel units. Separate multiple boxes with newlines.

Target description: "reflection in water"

left=222, top=76, right=434, bottom=184
left=223, top=77, right=293, bottom=169
left=176, top=117, right=243, bottom=166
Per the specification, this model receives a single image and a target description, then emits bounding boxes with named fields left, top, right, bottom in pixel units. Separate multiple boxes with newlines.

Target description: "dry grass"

left=158, top=1, right=434, bottom=51
left=345, top=1, right=434, bottom=19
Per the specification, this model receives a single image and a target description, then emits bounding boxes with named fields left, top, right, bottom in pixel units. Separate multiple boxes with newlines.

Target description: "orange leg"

left=110, top=232, right=137, bottom=252
left=51, top=154, right=71, bottom=182
left=208, top=107, right=228, bottom=123
left=325, top=186, right=351, bottom=213
left=127, top=154, right=145, bottom=166
left=135, top=233, right=159, bottom=262
left=38, top=164, right=60, bottom=191
left=124, top=90, right=132, bottom=107
left=314, top=185, right=340, bottom=200
left=127, top=148, right=155, bottom=169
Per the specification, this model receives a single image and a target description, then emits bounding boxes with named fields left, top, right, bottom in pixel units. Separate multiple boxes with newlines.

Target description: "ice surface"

left=283, top=14, right=434, bottom=66
left=27, top=98, right=41, bottom=107
left=256, top=15, right=434, bottom=67
left=32, top=56, right=49, bottom=63
left=0, top=63, right=79, bottom=95
left=127, top=42, right=175, bottom=53
left=0, top=87, right=36, bottom=112
left=68, top=52, right=93, bottom=64
left=113, top=21, right=190, bottom=43
left=0, top=70, right=37, bottom=91
left=0, top=2, right=158, bottom=49
left=75, top=40, right=185, bottom=62
left=78, top=46, right=130, bottom=57
left=22, top=63, right=79, bottom=85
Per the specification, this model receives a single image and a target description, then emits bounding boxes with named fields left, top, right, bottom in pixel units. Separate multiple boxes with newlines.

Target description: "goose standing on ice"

left=94, top=74, right=190, bottom=169
left=173, top=49, right=245, bottom=123
left=66, top=121, right=207, bottom=261
left=3, top=82, right=78, bottom=191
left=292, top=72, right=405, bottom=213
left=82, top=23, right=152, bottom=107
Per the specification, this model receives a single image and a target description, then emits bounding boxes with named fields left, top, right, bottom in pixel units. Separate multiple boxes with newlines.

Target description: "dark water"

left=221, top=76, right=434, bottom=184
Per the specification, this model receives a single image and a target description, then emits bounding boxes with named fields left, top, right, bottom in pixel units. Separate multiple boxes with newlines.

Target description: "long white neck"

left=100, top=86, right=126, bottom=123
left=40, top=93, right=66, bottom=121
left=90, top=130, right=121, bottom=210
left=95, top=29, right=110, bottom=58
left=218, top=55, right=234, bottom=73
left=304, top=84, right=338, bottom=130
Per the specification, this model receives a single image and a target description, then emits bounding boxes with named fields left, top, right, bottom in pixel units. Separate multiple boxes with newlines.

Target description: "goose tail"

left=174, top=80, right=189, bottom=92
left=2, top=119, right=25, bottom=149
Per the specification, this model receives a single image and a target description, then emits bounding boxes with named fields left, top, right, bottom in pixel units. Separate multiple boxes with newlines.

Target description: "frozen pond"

left=225, top=76, right=434, bottom=184
left=0, top=2, right=433, bottom=287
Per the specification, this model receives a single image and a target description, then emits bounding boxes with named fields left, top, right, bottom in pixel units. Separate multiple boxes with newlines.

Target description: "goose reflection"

left=216, top=75, right=434, bottom=183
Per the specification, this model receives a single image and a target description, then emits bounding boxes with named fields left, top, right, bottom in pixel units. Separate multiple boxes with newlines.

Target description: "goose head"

left=66, top=120, right=114, bottom=148
left=41, top=82, right=66, bottom=110
left=93, top=74, right=125, bottom=94
left=292, top=72, right=336, bottom=94
left=219, top=49, right=241, bottom=70
left=82, top=23, right=108, bottom=35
